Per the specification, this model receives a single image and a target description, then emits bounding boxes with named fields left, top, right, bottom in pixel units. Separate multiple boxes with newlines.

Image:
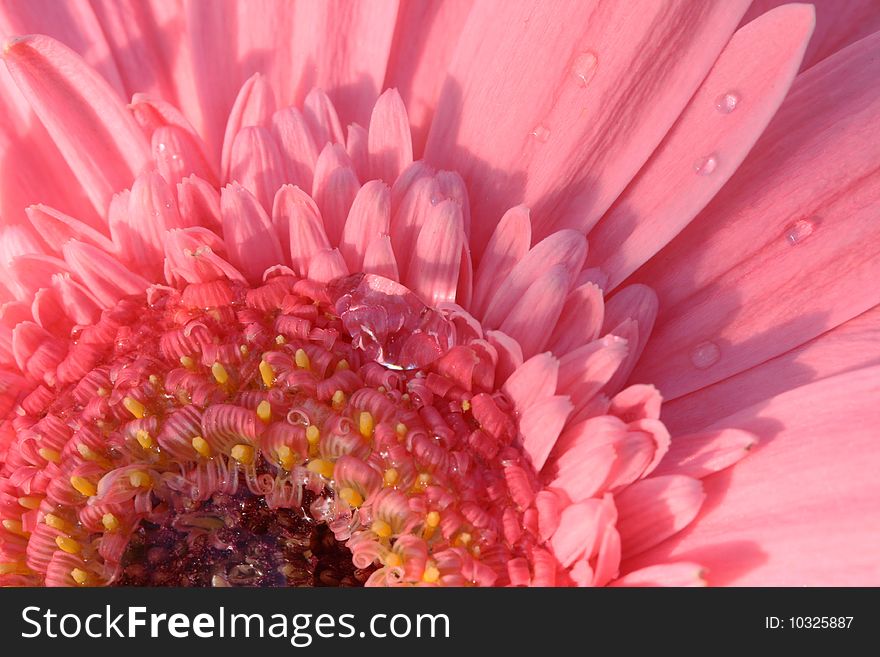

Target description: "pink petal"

left=547, top=282, right=605, bottom=356
left=629, top=366, right=880, bottom=585
left=557, top=336, right=628, bottom=417
left=25, top=204, right=115, bottom=255
left=220, top=183, right=284, bottom=283
left=405, top=199, right=464, bottom=306
left=177, top=175, right=222, bottom=231
left=3, top=35, right=150, bottom=215
left=424, top=0, right=751, bottom=257
left=368, top=88, right=413, bottom=183
left=339, top=181, right=391, bottom=272
left=274, top=185, right=330, bottom=278
left=546, top=417, right=619, bottom=502
left=221, top=73, right=275, bottom=183
left=362, top=235, right=399, bottom=282
left=229, top=126, right=286, bottom=212
left=611, top=562, right=706, bottom=587
left=741, top=0, right=880, bottom=70
left=383, top=0, right=473, bottom=155
left=152, top=125, right=218, bottom=188
left=62, top=240, right=150, bottom=307
left=308, top=248, right=348, bottom=285
left=500, top=264, right=569, bottom=359
left=587, top=4, right=815, bottom=290
left=550, top=495, right=617, bottom=568
left=303, top=88, right=345, bottom=148
left=601, top=285, right=657, bottom=394
left=502, top=352, right=559, bottom=412
left=471, top=205, right=531, bottom=319
left=614, top=475, right=705, bottom=559
left=482, top=230, right=586, bottom=329
left=346, top=123, right=369, bottom=181
left=519, top=395, right=572, bottom=472
left=632, top=32, right=880, bottom=400
left=271, top=106, right=319, bottom=191
left=311, top=143, right=359, bottom=245
left=662, top=305, right=880, bottom=435
left=652, top=428, right=757, bottom=479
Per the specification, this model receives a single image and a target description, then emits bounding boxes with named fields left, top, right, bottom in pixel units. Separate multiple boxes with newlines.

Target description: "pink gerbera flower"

left=1, top=0, right=878, bottom=587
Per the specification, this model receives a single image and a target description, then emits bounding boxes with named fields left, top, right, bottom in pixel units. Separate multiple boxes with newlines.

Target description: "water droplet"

left=330, top=273, right=456, bottom=371
left=785, top=219, right=814, bottom=246
left=531, top=124, right=550, bottom=143
left=690, top=341, right=721, bottom=369
left=572, top=51, right=598, bottom=86
left=156, top=142, right=167, bottom=153
left=693, top=153, right=718, bottom=176
left=714, top=91, right=740, bottom=114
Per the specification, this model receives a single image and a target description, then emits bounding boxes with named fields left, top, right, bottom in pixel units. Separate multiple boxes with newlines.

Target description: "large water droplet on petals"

left=330, top=274, right=456, bottom=370
left=689, top=341, right=721, bottom=369
left=714, top=91, right=740, bottom=114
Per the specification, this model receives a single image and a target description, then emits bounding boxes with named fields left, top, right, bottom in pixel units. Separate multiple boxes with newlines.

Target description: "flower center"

left=6, top=269, right=537, bottom=587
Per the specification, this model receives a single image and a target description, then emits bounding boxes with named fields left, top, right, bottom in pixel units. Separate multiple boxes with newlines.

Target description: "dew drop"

left=693, top=153, right=718, bottom=176
left=714, top=91, right=740, bottom=114
left=156, top=142, right=167, bottom=153
left=785, top=219, right=814, bottom=246
left=572, top=51, right=598, bottom=86
left=531, top=124, right=550, bottom=143
left=690, top=341, right=721, bottom=369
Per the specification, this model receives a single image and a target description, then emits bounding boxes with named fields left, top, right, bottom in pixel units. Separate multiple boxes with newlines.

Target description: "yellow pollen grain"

left=294, top=348, right=310, bottom=370
left=123, top=396, right=146, bottom=419
left=275, top=334, right=286, bottom=345
left=383, top=468, right=399, bottom=486
left=256, top=400, right=272, bottom=423
left=135, top=430, right=154, bottom=450
left=55, top=536, right=81, bottom=554
left=128, top=471, right=151, bottom=489
left=277, top=445, right=296, bottom=471
left=18, top=496, right=42, bottom=510
left=70, top=476, right=97, bottom=498
left=331, top=390, right=345, bottom=409
left=2, top=519, right=27, bottom=537
left=259, top=359, right=275, bottom=387
left=371, top=519, right=393, bottom=539
left=70, top=568, right=89, bottom=585
left=339, top=487, right=364, bottom=508
left=96, top=386, right=110, bottom=397
left=44, top=514, right=71, bottom=532
left=461, top=399, right=472, bottom=412
left=179, top=355, right=195, bottom=370
left=306, top=459, right=335, bottom=479
left=415, top=473, right=431, bottom=490
left=148, top=374, right=160, bottom=387
left=211, top=362, right=229, bottom=385
left=422, top=565, right=440, bottom=583
left=239, top=344, right=249, bottom=357
left=306, top=425, right=320, bottom=445
left=38, top=447, right=61, bottom=463
left=456, top=532, right=472, bottom=547
left=0, top=562, right=31, bottom=575
left=384, top=553, right=403, bottom=568
left=335, top=359, right=349, bottom=371
left=426, top=511, right=441, bottom=528
left=358, top=411, right=374, bottom=440
left=395, top=423, right=408, bottom=439
left=231, top=443, right=255, bottom=465
left=102, top=513, right=120, bottom=532
left=191, top=436, right=211, bottom=458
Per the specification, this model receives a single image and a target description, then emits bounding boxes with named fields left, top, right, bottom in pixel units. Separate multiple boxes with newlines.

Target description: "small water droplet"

left=785, top=219, right=814, bottom=246
left=531, top=124, right=550, bottom=143
left=430, top=193, right=442, bottom=206
left=714, top=91, right=740, bottom=114
left=572, top=51, right=598, bottom=86
left=690, top=341, right=721, bottom=369
left=694, top=153, right=718, bottom=176
left=156, top=142, right=167, bottom=153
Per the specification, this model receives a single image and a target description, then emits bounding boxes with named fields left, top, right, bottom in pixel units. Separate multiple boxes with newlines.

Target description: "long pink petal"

left=25, top=205, right=115, bottom=255
left=368, top=88, right=413, bottom=183
left=62, top=240, right=150, bottom=307
left=611, top=563, right=706, bottom=587
left=274, top=185, right=330, bottom=278
left=741, top=0, right=880, bottom=70
left=632, top=32, right=880, bottom=400
left=3, top=35, right=150, bottom=215
left=502, top=352, right=559, bottom=412
left=499, top=264, right=569, bottom=359
left=383, top=0, right=473, bottom=155
left=221, top=73, right=275, bottom=183
left=311, top=143, right=359, bottom=246
left=424, top=0, right=751, bottom=257
left=229, top=126, right=286, bottom=213
left=548, top=282, right=605, bottom=356
left=339, top=180, right=391, bottom=272
left=662, top=305, right=880, bottom=435
left=628, top=366, right=880, bottom=585
left=519, top=395, right=572, bottom=473
left=587, top=4, right=814, bottom=290
left=471, top=205, right=531, bottom=319
left=362, top=235, right=399, bottom=282
left=652, top=428, right=757, bottom=480
left=271, top=106, right=319, bottom=191
left=405, top=199, right=464, bottom=306
left=220, top=183, right=284, bottom=284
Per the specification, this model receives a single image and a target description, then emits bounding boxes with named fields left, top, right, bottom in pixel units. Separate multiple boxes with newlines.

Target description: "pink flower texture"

left=0, top=0, right=878, bottom=588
